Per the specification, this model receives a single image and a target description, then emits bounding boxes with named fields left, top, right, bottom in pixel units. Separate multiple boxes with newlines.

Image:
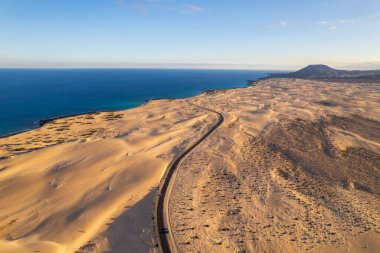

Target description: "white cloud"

left=339, top=19, right=357, bottom=24
left=115, top=0, right=204, bottom=14
left=279, top=21, right=288, bottom=27
left=367, top=13, right=380, bottom=20
left=116, top=0, right=151, bottom=14
left=182, top=4, right=204, bottom=13
left=341, top=61, right=380, bottom=70
left=319, top=16, right=361, bottom=30
left=265, top=20, right=290, bottom=29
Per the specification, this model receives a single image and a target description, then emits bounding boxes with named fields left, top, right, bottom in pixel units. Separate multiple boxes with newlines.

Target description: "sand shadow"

left=101, top=189, right=158, bottom=253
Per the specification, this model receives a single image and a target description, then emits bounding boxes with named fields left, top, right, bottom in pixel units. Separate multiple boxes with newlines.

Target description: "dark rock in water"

left=38, top=118, right=54, bottom=126
left=145, top=98, right=165, bottom=102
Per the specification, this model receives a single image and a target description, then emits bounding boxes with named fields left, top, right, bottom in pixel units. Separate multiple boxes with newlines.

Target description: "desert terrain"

left=170, top=78, right=380, bottom=253
left=0, top=100, right=216, bottom=253
left=0, top=78, right=379, bottom=253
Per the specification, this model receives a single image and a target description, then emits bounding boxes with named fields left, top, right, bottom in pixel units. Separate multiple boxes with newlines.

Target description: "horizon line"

left=0, top=66, right=291, bottom=71
left=1, top=62, right=379, bottom=71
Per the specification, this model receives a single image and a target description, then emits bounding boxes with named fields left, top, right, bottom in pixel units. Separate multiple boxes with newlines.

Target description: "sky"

left=0, top=0, right=380, bottom=70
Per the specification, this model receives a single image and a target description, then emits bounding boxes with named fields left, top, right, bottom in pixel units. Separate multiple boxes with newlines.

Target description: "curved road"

left=152, top=103, right=224, bottom=253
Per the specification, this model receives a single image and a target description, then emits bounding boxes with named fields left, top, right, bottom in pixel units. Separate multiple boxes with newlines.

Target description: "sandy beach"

left=0, top=78, right=379, bottom=253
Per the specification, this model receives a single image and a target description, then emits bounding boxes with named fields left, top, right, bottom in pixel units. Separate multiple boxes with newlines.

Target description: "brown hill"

left=271, top=64, right=380, bottom=79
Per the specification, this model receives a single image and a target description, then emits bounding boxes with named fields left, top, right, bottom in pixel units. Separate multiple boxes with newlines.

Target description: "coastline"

left=1, top=77, right=379, bottom=253
left=1, top=102, right=153, bottom=139
left=0, top=94, right=218, bottom=252
left=0, top=79, right=259, bottom=139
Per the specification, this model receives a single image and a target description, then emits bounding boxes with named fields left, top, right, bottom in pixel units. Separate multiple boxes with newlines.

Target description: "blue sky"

left=0, top=0, right=379, bottom=69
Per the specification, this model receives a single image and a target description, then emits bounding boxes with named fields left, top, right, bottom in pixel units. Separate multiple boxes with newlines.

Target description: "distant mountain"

left=270, top=64, right=380, bottom=78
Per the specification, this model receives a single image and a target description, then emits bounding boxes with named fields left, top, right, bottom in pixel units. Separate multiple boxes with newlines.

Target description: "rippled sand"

left=170, top=78, right=380, bottom=253
left=0, top=100, right=215, bottom=253
left=0, top=78, right=379, bottom=253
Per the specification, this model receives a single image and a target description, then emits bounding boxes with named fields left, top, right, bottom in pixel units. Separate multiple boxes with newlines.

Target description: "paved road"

left=152, top=103, right=224, bottom=253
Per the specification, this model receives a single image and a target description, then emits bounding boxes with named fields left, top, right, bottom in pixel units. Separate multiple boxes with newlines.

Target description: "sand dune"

left=0, top=100, right=216, bottom=253
left=1, top=78, right=379, bottom=253
left=169, top=79, right=380, bottom=253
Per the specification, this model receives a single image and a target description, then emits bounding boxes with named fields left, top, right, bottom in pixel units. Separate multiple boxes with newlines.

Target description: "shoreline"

left=0, top=79, right=260, bottom=139
left=1, top=77, right=379, bottom=253
left=0, top=93, right=217, bottom=252
left=3, top=74, right=377, bottom=139
left=0, top=100, right=168, bottom=139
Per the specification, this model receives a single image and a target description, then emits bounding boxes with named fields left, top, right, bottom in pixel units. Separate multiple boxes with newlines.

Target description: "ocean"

left=0, top=69, right=269, bottom=137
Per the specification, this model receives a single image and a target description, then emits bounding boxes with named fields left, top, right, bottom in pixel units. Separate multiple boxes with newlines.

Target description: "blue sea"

left=0, top=69, right=269, bottom=137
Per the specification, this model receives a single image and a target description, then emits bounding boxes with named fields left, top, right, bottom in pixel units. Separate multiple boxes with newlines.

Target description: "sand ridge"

left=0, top=78, right=379, bottom=253
left=0, top=99, right=217, bottom=253
left=169, top=78, right=380, bottom=253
